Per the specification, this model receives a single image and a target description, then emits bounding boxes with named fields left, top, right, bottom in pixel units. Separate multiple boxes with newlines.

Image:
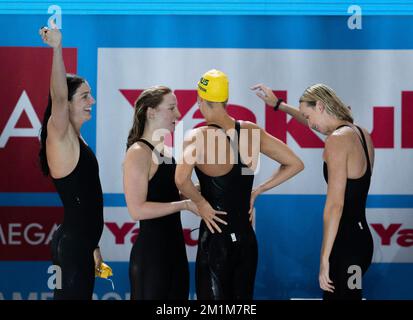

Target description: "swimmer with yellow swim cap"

left=197, top=69, right=229, bottom=103
left=175, top=69, right=304, bottom=299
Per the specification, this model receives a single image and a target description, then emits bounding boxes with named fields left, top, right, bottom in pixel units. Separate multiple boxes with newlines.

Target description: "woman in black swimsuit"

left=176, top=70, right=304, bottom=299
left=39, top=24, right=104, bottom=300
left=252, top=83, right=375, bottom=300
left=123, top=86, right=200, bottom=299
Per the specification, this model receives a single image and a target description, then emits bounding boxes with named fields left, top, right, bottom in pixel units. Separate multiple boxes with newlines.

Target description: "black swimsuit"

left=129, top=139, right=189, bottom=300
left=195, top=121, right=258, bottom=300
left=51, top=138, right=104, bottom=300
left=323, top=125, right=374, bottom=300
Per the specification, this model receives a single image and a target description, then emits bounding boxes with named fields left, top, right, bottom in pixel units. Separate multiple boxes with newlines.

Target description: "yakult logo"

left=105, top=222, right=198, bottom=247
left=372, top=223, right=413, bottom=247
left=368, top=209, right=413, bottom=263
left=119, top=88, right=413, bottom=149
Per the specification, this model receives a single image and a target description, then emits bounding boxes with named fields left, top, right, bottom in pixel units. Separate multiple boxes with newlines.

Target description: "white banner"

left=97, top=48, right=413, bottom=195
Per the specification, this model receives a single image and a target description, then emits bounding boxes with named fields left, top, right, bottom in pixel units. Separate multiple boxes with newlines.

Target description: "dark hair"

left=38, top=74, right=85, bottom=176
left=126, top=86, right=172, bottom=150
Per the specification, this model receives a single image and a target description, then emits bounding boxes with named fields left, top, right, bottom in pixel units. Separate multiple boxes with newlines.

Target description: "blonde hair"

left=299, top=84, right=353, bottom=123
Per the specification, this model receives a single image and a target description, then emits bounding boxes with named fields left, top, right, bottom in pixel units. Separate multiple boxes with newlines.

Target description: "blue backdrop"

left=0, top=12, right=412, bottom=300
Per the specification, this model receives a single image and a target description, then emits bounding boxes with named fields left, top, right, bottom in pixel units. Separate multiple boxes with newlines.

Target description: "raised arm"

left=39, top=22, right=70, bottom=138
left=251, top=83, right=308, bottom=125
left=319, top=134, right=348, bottom=293
left=39, top=21, right=70, bottom=138
left=123, top=144, right=196, bottom=221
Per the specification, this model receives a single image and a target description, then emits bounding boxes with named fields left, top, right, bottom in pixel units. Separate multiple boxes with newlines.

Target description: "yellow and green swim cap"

left=197, top=69, right=229, bottom=103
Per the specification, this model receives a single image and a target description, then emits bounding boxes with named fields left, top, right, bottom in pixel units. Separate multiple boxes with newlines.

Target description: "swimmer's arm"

left=175, top=137, right=204, bottom=205
left=278, top=102, right=308, bottom=126
left=320, top=135, right=347, bottom=265
left=123, top=146, right=187, bottom=221
left=250, top=83, right=307, bottom=125
left=175, top=136, right=227, bottom=233
left=251, top=124, right=304, bottom=195
left=179, top=182, right=200, bottom=200
left=93, top=247, right=103, bottom=269
left=40, top=23, right=70, bottom=137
